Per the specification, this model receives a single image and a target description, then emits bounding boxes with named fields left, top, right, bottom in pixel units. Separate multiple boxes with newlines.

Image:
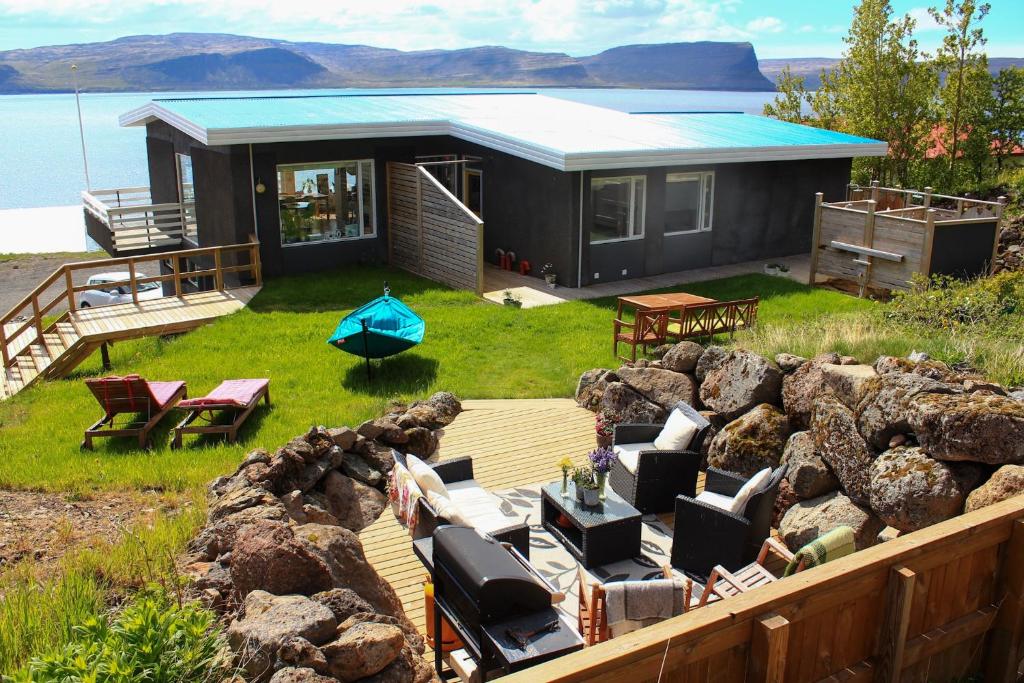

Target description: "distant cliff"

left=0, top=33, right=776, bottom=93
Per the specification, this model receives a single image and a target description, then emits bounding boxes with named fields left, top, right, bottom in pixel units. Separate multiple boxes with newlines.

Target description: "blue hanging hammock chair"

left=327, top=284, right=425, bottom=374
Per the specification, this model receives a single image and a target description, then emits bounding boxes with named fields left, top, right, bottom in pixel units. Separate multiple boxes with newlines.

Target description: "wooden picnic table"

left=614, top=292, right=718, bottom=361
left=616, top=292, right=717, bottom=317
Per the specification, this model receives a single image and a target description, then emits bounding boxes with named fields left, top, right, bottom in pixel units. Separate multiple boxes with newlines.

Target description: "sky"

left=0, top=0, right=1021, bottom=58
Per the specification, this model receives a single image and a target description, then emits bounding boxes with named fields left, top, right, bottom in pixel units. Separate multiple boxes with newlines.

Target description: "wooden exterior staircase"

left=1, top=241, right=262, bottom=401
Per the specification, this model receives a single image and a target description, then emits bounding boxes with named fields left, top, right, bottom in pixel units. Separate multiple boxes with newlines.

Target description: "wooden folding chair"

left=83, top=375, right=187, bottom=450
left=613, top=311, right=666, bottom=362
left=697, top=537, right=796, bottom=607
left=577, top=565, right=689, bottom=645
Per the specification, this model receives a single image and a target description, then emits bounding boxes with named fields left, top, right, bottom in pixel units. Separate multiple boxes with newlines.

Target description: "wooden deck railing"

left=0, top=240, right=261, bottom=369
left=82, top=187, right=196, bottom=252
left=508, top=494, right=1024, bottom=683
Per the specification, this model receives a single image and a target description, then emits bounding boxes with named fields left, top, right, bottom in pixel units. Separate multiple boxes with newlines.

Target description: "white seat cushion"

left=427, top=490, right=472, bottom=527
left=653, top=408, right=700, bottom=451
left=445, top=480, right=516, bottom=533
left=406, top=454, right=449, bottom=500
left=695, top=491, right=735, bottom=511
left=728, top=468, right=772, bottom=515
left=613, top=442, right=657, bottom=475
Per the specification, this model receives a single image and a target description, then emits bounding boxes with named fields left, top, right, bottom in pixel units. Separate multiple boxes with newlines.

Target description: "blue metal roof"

left=120, top=93, right=887, bottom=171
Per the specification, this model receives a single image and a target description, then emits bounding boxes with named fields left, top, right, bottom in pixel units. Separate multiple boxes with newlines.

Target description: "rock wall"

left=183, top=393, right=462, bottom=683
left=577, top=346, right=1024, bottom=551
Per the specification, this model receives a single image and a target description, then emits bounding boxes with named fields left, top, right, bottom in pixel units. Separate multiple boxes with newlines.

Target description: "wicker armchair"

left=608, top=404, right=710, bottom=514
left=669, top=466, right=785, bottom=581
left=411, top=455, right=531, bottom=559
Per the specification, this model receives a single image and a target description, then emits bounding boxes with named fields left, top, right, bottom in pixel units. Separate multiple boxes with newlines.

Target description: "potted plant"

left=777, top=263, right=791, bottom=275
left=587, top=446, right=616, bottom=501
left=502, top=289, right=523, bottom=308
left=763, top=263, right=780, bottom=276
left=571, top=467, right=591, bottom=503
left=558, top=456, right=574, bottom=498
left=540, top=263, right=557, bottom=288
left=579, top=468, right=601, bottom=507
left=594, top=411, right=619, bottom=448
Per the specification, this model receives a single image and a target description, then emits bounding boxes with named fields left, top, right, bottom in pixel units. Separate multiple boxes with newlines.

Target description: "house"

left=85, top=92, right=886, bottom=290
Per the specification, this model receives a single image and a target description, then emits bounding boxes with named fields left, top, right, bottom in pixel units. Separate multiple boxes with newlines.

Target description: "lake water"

left=0, top=87, right=778, bottom=251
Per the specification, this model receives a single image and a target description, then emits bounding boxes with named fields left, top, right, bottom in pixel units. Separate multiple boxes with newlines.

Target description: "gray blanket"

left=604, top=578, right=685, bottom=626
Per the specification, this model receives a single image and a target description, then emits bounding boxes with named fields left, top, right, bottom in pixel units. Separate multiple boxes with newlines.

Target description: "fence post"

left=128, top=259, right=139, bottom=305
left=859, top=200, right=877, bottom=297
left=748, top=612, right=789, bottom=683
left=476, top=222, right=485, bottom=296
left=808, top=192, right=824, bottom=286
left=923, top=186, right=933, bottom=208
left=991, top=196, right=1007, bottom=274
left=214, top=248, right=224, bottom=291
left=986, top=519, right=1024, bottom=682
left=922, top=210, right=937, bottom=278
left=31, top=293, right=42, bottom=349
left=250, top=237, right=263, bottom=288
left=65, top=269, right=76, bottom=313
left=876, top=565, right=916, bottom=683
left=870, top=179, right=880, bottom=203
left=0, top=322, right=8, bottom=368
left=172, top=256, right=183, bottom=297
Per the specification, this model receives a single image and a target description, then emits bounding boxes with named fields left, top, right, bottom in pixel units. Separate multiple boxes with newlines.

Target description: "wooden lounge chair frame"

left=697, top=537, right=799, bottom=607
left=82, top=376, right=187, bottom=450
left=577, top=564, right=689, bottom=646
left=171, top=381, right=270, bottom=448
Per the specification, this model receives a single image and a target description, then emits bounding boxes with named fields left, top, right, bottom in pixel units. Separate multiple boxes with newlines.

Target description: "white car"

left=77, top=272, right=164, bottom=309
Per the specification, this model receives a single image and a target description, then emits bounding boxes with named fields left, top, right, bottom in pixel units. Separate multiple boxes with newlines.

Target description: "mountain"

left=0, top=33, right=775, bottom=93
left=759, top=57, right=1024, bottom=90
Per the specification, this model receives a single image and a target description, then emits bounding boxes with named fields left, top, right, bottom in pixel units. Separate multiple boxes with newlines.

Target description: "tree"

left=930, top=0, right=991, bottom=184
left=988, top=67, right=1024, bottom=171
left=763, top=67, right=808, bottom=123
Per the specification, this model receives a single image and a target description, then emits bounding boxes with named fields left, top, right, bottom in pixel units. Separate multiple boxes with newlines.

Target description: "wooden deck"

left=362, top=398, right=703, bottom=644
left=1, top=287, right=259, bottom=399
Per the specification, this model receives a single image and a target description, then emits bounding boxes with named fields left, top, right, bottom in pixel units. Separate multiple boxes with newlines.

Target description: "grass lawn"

left=14, top=262, right=1024, bottom=674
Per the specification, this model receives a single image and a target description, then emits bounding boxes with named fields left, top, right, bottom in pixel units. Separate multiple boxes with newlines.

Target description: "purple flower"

left=587, top=446, right=616, bottom=474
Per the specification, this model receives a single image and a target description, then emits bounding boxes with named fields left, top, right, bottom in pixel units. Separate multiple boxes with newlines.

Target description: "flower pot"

left=574, top=483, right=585, bottom=503
left=545, top=274, right=557, bottom=288
left=596, top=433, right=612, bottom=449
left=583, top=488, right=600, bottom=507
left=763, top=264, right=779, bottom=276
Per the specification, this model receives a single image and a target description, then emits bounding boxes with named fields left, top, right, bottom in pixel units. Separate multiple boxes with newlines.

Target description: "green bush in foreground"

left=6, top=588, right=233, bottom=683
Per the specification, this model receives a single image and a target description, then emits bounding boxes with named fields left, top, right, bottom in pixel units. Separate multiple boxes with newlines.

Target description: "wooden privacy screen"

left=505, top=495, right=1024, bottom=683
left=387, top=162, right=484, bottom=294
left=809, top=184, right=1005, bottom=295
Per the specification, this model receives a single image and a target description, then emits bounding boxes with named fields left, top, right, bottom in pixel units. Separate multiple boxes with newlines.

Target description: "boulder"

left=875, top=355, right=962, bottom=383
left=772, top=479, right=800, bottom=528
left=227, top=591, right=337, bottom=681
left=339, top=613, right=425, bottom=656
left=820, top=363, right=877, bottom=411
left=599, top=381, right=664, bottom=422
left=340, top=453, right=382, bottom=487
left=781, top=352, right=841, bottom=430
left=694, top=345, right=730, bottom=383
left=965, top=465, right=1024, bottom=512
left=230, top=521, right=335, bottom=597
left=778, top=491, right=885, bottom=552
left=277, top=636, right=329, bottom=673
left=660, top=342, right=704, bottom=373
left=327, top=427, right=358, bottom=451
left=318, top=471, right=388, bottom=532
left=705, top=404, right=790, bottom=477
left=781, top=431, right=839, bottom=499
left=963, top=379, right=1007, bottom=396
left=183, top=560, right=233, bottom=598
left=270, top=668, right=336, bottom=683
left=312, top=588, right=375, bottom=623
left=360, top=442, right=396, bottom=474
left=699, top=350, right=783, bottom=420
left=375, top=421, right=409, bottom=445
left=359, top=644, right=437, bottom=683
left=775, top=353, right=808, bottom=373
left=190, top=502, right=290, bottom=561
left=296, top=447, right=345, bottom=493
left=575, top=369, right=614, bottom=410
left=209, top=485, right=280, bottom=523
left=357, top=420, right=384, bottom=440
left=854, top=373, right=956, bottom=450
left=398, top=405, right=442, bottom=431
left=810, top=394, right=873, bottom=505
left=321, top=622, right=406, bottom=682
left=909, top=392, right=1024, bottom=464
left=403, top=427, right=439, bottom=458
left=650, top=344, right=674, bottom=359
left=615, top=366, right=698, bottom=408
left=292, top=524, right=411, bottom=626
left=868, top=447, right=964, bottom=532
left=424, top=391, right=462, bottom=426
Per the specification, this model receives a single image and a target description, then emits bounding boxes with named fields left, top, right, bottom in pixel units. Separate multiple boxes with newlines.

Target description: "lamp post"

left=71, top=63, right=91, bottom=191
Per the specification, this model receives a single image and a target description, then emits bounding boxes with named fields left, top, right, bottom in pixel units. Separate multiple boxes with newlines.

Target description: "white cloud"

left=745, top=16, right=784, bottom=33
left=907, top=7, right=943, bottom=31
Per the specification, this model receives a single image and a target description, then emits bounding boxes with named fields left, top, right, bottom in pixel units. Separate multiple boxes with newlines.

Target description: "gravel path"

left=0, top=253, right=110, bottom=314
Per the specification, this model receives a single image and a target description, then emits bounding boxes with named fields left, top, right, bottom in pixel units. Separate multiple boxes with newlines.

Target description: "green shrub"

left=6, top=588, right=233, bottom=683
left=885, top=271, right=1024, bottom=337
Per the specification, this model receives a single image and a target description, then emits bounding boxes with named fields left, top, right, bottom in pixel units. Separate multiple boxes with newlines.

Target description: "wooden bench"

left=664, top=297, right=759, bottom=343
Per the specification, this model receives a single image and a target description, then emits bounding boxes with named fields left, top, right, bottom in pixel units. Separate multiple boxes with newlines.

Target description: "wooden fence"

left=387, top=162, right=484, bottom=294
left=507, top=494, right=1024, bottom=683
left=808, top=182, right=1005, bottom=295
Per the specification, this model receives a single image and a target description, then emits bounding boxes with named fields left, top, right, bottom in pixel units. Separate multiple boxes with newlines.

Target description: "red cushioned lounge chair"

left=83, top=375, right=187, bottom=450
left=171, top=379, right=270, bottom=448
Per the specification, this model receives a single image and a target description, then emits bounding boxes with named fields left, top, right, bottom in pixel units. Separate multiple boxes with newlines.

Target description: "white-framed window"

left=590, top=175, right=646, bottom=244
left=665, top=171, right=714, bottom=235
left=277, top=160, right=376, bottom=246
left=175, top=154, right=198, bottom=241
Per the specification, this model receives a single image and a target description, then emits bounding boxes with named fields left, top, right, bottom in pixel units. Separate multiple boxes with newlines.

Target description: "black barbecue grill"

left=429, top=526, right=583, bottom=677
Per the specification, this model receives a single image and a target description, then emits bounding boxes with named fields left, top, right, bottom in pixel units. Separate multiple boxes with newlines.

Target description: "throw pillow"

left=728, top=467, right=772, bottom=515
left=406, top=454, right=449, bottom=500
left=427, top=491, right=472, bottom=527
left=653, top=407, right=700, bottom=451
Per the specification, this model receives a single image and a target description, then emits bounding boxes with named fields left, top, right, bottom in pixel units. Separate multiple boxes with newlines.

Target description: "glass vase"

left=597, top=471, right=608, bottom=501
left=561, top=472, right=569, bottom=498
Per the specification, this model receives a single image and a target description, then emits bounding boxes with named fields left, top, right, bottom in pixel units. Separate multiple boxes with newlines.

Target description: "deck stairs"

left=1, top=241, right=262, bottom=401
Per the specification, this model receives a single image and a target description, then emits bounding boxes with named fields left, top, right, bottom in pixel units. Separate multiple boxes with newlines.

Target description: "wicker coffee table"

left=540, top=483, right=642, bottom=568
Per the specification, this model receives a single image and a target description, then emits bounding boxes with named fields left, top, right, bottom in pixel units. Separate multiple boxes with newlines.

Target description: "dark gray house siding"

left=142, top=122, right=853, bottom=288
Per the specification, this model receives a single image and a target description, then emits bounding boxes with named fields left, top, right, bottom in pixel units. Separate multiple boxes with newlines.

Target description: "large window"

left=590, top=175, right=646, bottom=244
left=665, top=171, right=714, bottom=234
left=277, top=160, right=375, bottom=246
